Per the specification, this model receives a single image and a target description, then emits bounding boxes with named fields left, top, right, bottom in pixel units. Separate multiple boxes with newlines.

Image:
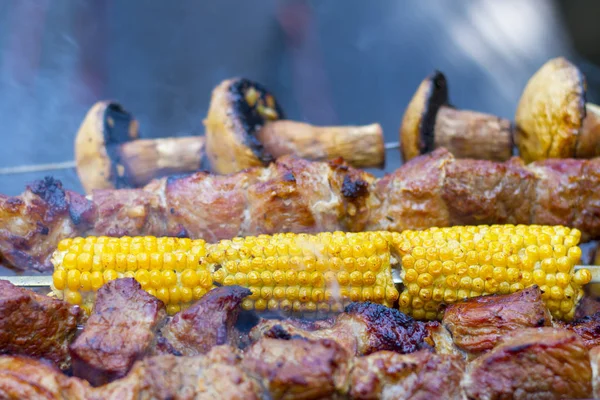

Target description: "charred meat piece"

left=556, top=311, right=600, bottom=349
left=242, top=337, right=350, bottom=400
left=250, top=302, right=432, bottom=356
left=348, top=350, right=465, bottom=400
left=464, top=327, right=592, bottom=400
left=157, top=286, right=251, bottom=355
left=0, top=280, right=81, bottom=370
left=70, top=278, right=166, bottom=386
left=0, top=177, right=94, bottom=271
left=0, top=355, right=91, bottom=399
left=98, top=346, right=262, bottom=400
left=442, top=286, right=551, bottom=356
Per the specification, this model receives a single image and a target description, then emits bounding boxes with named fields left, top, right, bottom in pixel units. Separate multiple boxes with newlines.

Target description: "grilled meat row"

left=3, top=148, right=600, bottom=272
left=0, top=329, right=595, bottom=399
left=2, top=279, right=600, bottom=398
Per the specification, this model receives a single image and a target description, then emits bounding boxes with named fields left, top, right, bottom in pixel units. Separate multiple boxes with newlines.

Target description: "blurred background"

left=0, top=0, right=599, bottom=195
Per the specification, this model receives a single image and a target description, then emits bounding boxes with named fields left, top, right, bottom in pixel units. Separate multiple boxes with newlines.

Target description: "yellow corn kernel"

left=53, top=270, right=67, bottom=290
left=104, top=269, right=119, bottom=282
left=162, top=270, right=177, bottom=287
left=63, top=253, right=77, bottom=270
left=80, top=272, right=92, bottom=291
left=574, top=269, right=592, bottom=286
left=166, top=304, right=181, bottom=315
left=90, top=271, right=104, bottom=290
left=169, top=287, right=181, bottom=304
left=179, top=287, right=193, bottom=303
left=156, top=287, right=169, bottom=304
left=65, top=290, right=82, bottom=305
left=77, top=253, right=92, bottom=272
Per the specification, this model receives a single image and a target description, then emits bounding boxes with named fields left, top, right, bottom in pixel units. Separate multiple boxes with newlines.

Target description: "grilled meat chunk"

left=243, top=337, right=350, bottom=400
left=575, top=294, right=600, bottom=320
left=99, top=346, right=262, bottom=400
left=157, top=286, right=251, bottom=356
left=464, top=327, right=592, bottom=400
left=0, top=347, right=262, bottom=400
left=0, top=177, right=94, bottom=271
left=0, top=356, right=91, bottom=400
left=556, top=311, right=600, bottom=349
left=348, top=350, right=465, bottom=400
left=0, top=280, right=81, bottom=370
left=590, top=346, right=600, bottom=399
left=5, top=150, right=600, bottom=272
left=442, top=286, right=551, bottom=356
left=249, top=302, right=432, bottom=356
left=70, top=278, right=166, bottom=386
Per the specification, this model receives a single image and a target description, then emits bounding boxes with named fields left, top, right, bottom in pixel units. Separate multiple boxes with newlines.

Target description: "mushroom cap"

left=74, top=101, right=139, bottom=193
left=399, top=71, right=449, bottom=161
left=204, top=78, right=285, bottom=174
left=515, top=57, right=586, bottom=163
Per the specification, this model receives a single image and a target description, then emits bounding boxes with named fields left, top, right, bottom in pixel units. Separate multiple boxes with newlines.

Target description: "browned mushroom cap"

left=204, top=78, right=285, bottom=174
left=515, top=57, right=586, bottom=163
left=399, top=71, right=448, bottom=161
left=74, top=101, right=140, bottom=193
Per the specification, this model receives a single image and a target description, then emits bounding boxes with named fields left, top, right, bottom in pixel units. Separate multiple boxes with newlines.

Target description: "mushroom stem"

left=576, top=103, right=600, bottom=158
left=118, top=137, right=205, bottom=187
left=256, top=121, right=385, bottom=168
left=433, top=106, right=514, bottom=162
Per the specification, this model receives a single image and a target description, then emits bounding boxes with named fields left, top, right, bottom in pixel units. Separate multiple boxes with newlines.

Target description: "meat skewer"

left=4, top=225, right=597, bottom=321
left=3, top=148, right=600, bottom=273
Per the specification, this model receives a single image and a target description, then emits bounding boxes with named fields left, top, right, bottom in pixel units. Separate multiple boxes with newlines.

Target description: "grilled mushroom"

left=204, top=78, right=385, bottom=174
left=399, top=71, right=513, bottom=162
left=515, top=57, right=600, bottom=162
left=75, top=101, right=205, bottom=193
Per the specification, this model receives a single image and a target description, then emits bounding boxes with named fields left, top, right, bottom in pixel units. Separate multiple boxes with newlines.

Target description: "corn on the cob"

left=51, top=232, right=399, bottom=315
left=50, top=225, right=593, bottom=321
left=391, top=225, right=590, bottom=321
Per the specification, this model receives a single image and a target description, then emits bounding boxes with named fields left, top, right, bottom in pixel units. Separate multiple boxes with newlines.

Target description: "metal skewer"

left=0, top=143, right=403, bottom=176
left=5, top=264, right=600, bottom=289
